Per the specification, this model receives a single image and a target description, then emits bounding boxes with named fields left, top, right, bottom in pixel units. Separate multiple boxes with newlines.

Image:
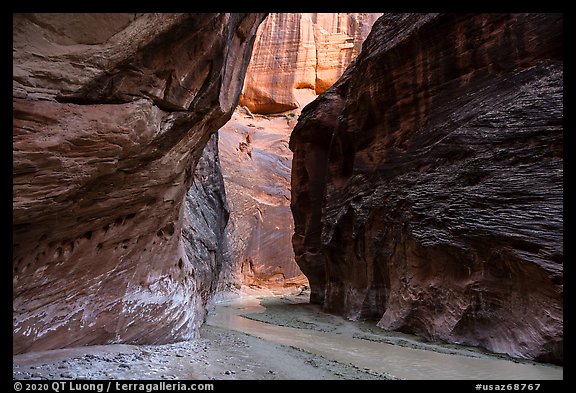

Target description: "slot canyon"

left=13, top=13, right=563, bottom=381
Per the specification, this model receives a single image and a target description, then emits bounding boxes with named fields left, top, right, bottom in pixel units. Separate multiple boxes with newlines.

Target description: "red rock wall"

left=13, top=13, right=266, bottom=354
left=218, top=110, right=302, bottom=287
left=220, top=13, right=381, bottom=289
left=290, top=13, right=563, bottom=364
left=239, top=13, right=382, bottom=114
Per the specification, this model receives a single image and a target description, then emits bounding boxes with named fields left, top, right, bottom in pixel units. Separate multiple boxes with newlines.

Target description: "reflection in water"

left=207, top=297, right=562, bottom=380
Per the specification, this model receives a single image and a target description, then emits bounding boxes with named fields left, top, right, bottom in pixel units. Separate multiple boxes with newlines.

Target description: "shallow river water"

left=207, top=296, right=562, bottom=380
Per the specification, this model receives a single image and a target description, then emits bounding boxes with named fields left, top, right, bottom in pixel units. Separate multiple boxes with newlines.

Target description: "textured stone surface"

left=239, top=13, right=381, bottom=114
left=218, top=109, right=302, bottom=287
left=290, top=13, right=563, bottom=363
left=182, top=133, right=230, bottom=314
left=13, top=13, right=266, bottom=354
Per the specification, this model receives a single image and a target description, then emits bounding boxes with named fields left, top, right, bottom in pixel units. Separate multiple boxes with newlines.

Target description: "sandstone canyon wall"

left=218, top=110, right=301, bottom=288
left=219, top=13, right=381, bottom=289
left=13, top=13, right=266, bottom=354
left=239, top=13, right=382, bottom=114
left=290, top=13, right=563, bottom=363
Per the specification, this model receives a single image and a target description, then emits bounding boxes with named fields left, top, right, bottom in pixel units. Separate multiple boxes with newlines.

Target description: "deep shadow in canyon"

left=13, top=12, right=563, bottom=377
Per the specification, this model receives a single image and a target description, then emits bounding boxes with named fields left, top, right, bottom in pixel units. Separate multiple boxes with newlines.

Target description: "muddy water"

left=207, top=297, right=562, bottom=380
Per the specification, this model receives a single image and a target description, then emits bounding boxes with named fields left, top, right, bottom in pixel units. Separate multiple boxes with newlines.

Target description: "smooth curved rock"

left=13, top=13, right=266, bottom=354
left=290, top=13, right=563, bottom=364
left=239, top=13, right=381, bottom=114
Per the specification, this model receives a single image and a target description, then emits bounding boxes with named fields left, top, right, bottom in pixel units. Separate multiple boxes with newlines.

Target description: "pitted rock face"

left=13, top=13, right=266, bottom=354
left=290, top=13, right=563, bottom=364
left=239, top=13, right=382, bottom=114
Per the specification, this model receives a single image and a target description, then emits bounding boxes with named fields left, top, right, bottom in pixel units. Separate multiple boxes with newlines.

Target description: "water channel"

left=207, top=296, right=562, bottom=380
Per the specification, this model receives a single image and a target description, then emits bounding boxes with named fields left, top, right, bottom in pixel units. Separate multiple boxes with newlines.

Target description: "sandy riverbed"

left=13, top=287, right=562, bottom=380
left=13, top=288, right=392, bottom=380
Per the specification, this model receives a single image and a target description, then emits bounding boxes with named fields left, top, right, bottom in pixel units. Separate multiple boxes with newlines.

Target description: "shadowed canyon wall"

left=290, top=13, right=563, bottom=363
left=239, top=13, right=382, bottom=114
left=182, top=133, right=230, bottom=309
left=13, top=13, right=266, bottom=354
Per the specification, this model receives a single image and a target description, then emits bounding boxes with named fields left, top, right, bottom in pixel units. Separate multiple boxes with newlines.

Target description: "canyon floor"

left=12, top=286, right=393, bottom=380
left=13, top=284, right=562, bottom=381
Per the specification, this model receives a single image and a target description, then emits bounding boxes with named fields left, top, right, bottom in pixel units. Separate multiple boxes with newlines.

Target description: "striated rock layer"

left=290, top=13, right=563, bottom=363
left=218, top=109, right=302, bottom=288
left=13, top=13, right=266, bottom=354
left=239, top=13, right=381, bottom=114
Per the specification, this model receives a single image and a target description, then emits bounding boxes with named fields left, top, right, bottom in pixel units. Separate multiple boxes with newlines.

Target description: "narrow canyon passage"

left=13, top=12, right=563, bottom=381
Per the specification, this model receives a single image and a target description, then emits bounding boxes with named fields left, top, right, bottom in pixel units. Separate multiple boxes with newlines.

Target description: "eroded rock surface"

left=239, top=13, right=381, bottom=114
left=290, top=13, right=563, bottom=364
left=13, top=13, right=266, bottom=354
